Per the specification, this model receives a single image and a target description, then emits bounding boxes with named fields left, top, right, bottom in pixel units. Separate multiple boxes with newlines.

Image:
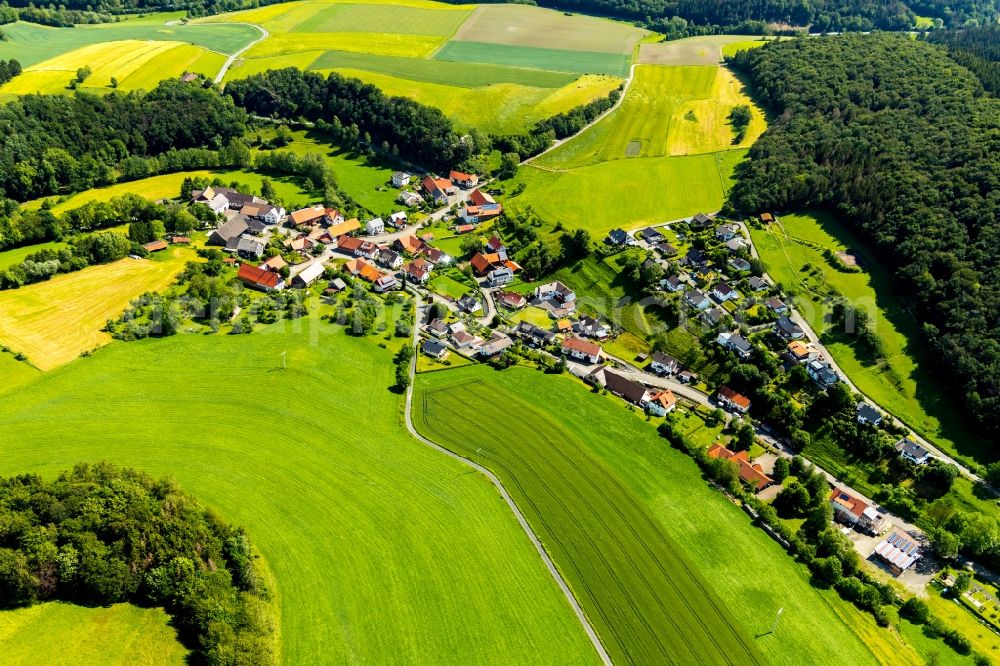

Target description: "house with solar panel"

left=873, top=531, right=921, bottom=575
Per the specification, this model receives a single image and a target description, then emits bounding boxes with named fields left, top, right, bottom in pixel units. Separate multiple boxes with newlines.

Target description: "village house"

left=707, top=444, right=774, bottom=491
left=207, top=217, right=249, bottom=247
left=774, top=316, right=805, bottom=340
left=259, top=255, right=286, bottom=273
left=365, top=218, right=385, bottom=236
left=422, top=339, right=449, bottom=360
left=715, top=224, right=738, bottom=242
left=285, top=235, right=315, bottom=255
left=421, top=246, right=451, bottom=266
left=638, top=227, right=663, bottom=244
left=374, top=274, right=399, bottom=293
left=398, top=191, right=422, bottom=206
left=807, top=360, right=839, bottom=388
left=562, top=336, right=602, bottom=364
left=395, top=235, right=425, bottom=255
left=717, top=332, right=753, bottom=359
left=462, top=189, right=503, bottom=223
left=896, top=438, right=931, bottom=465
left=690, top=212, right=713, bottom=228
left=656, top=242, right=679, bottom=257
left=765, top=297, right=789, bottom=314
left=427, top=319, right=449, bottom=338
left=289, top=205, right=333, bottom=228
left=703, top=307, right=726, bottom=327
left=389, top=211, right=408, bottom=228
left=486, top=236, right=505, bottom=253
left=712, top=281, right=739, bottom=302
left=575, top=316, right=610, bottom=340
left=856, top=403, right=883, bottom=426
left=677, top=370, right=697, bottom=384
left=606, top=228, right=629, bottom=246
left=603, top=370, right=652, bottom=406
left=649, top=352, right=679, bottom=376
left=404, top=260, right=430, bottom=284
left=873, top=531, right=921, bottom=575
left=785, top=340, right=818, bottom=364
left=236, top=237, right=265, bottom=260
left=422, top=175, right=455, bottom=204
left=514, top=321, right=554, bottom=348
left=717, top=386, right=751, bottom=414
left=684, top=248, right=708, bottom=267
left=830, top=488, right=885, bottom=534
left=457, top=294, right=482, bottom=314
left=747, top=276, right=769, bottom=292
left=392, top=171, right=412, bottom=188
left=237, top=263, right=285, bottom=292
left=661, top=275, right=684, bottom=292
left=646, top=389, right=677, bottom=416
left=684, top=290, right=712, bottom=311
left=534, top=280, right=575, bottom=305
left=487, top=267, right=514, bottom=287
left=291, top=262, right=325, bottom=288
left=726, top=237, right=749, bottom=253
left=449, top=170, right=479, bottom=189
left=470, top=251, right=520, bottom=280
left=451, top=330, right=481, bottom=350
left=729, top=257, right=752, bottom=273
left=378, top=249, right=403, bottom=270
left=479, top=334, right=513, bottom=358
left=336, top=235, right=379, bottom=260
left=496, top=290, right=526, bottom=310
left=344, top=258, right=380, bottom=283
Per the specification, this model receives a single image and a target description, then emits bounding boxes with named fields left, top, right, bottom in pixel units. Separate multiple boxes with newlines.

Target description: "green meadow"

left=749, top=211, right=981, bottom=464
left=414, top=365, right=917, bottom=665
left=435, top=40, right=630, bottom=76
left=0, top=323, right=599, bottom=665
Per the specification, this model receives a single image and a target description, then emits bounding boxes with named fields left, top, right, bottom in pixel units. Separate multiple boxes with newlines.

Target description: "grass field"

left=452, top=3, right=646, bottom=53
left=427, top=273, right=471, bottom=300
left=0, top=350, right=41, bottom=394
left=0, top=324, right=599, bottom=665
left=1, top=40, right=225, bottom=96
left=510, top=150, right=744, bottom=237
left=414, top=365, right=907, bottom=665
left=0, top=20, right=258, bottom=68
left=0, top=239, right=68, bottom=270
left=749, top=211, right=981, bottom=463
left=0, top=247, right=193, bottom=370
left=0, top=603, right=188, bottom=665
left=536, top=65, right=765, bottom=165
left=435, top=40, right=629, bottom=77
left=639, top=35, right=770, bottom=65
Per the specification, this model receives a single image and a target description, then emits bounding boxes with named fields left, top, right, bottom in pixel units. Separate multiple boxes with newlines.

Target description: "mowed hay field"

left=749, top=212, right=981, bottom=463
left=0, top=603, right=188, bottom=666
left=0, top=326, right=600, bottom=665
left=639, top=34, right=770, bottom=65
left=0, top=247, right=193, bottom=370
left=1, top=40, right=225, bottom=96
left=215, top=0, right=644, bottom=132
left=415, top=366, right=892, bottom=665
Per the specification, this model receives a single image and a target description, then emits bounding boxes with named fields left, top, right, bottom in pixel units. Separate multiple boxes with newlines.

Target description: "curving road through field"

left=403, top=295, right=613, bottom=666
left=213, top=23, right=269, bottom=84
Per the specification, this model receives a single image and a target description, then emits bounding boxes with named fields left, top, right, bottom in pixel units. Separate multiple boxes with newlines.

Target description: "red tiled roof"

left=830, top=488, right=868, bottom=518
left=469, top=188, right=495, bottom=206
left=470, top=252, right=494, bottom=275
left=718, top=385, right=751, bottom=410
left=238, top=263, right=282, bottom=289
left=337, top=235, right=363, bottom=252
left=707, top=443, right=772, bottom=490
left=450, top=169, right=475, bottom=182
left=143, top=240, right=168, bottom=251
left=562, top=336, right=601, bottom=357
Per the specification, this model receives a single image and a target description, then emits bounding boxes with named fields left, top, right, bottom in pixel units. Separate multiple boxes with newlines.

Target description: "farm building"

left=170, top=236, right=191, bottom=245
left=143, top=240, right=167, bottom=252
left=707, top=444, right=773, bottom=491
left=328, top=218, right=360, bottom=237
left=602, top=370, right=652, bottom=406
left=450, top=170, right=479, bottom=189
left=873, top=532, right=921, bottom=575
left=238, top=263, right=284, bottom=292
left=345, top=258, right=380, bottom=283
left=292, top=262, right=325, bottom=288
left=208, top=217, right=248, bottom=247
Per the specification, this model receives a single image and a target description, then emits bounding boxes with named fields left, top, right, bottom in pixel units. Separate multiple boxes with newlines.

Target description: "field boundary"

left=403, top=297, right=612, bottom=665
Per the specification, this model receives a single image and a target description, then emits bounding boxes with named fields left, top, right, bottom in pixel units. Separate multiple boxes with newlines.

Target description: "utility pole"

left=476, top=447, right=482, bottom=467
left=281, top=351, right=286, bottom=370
left=769, top=607, right=784, bottom=635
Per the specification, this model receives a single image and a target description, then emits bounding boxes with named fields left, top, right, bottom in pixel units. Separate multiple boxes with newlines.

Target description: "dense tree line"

left=0, top=57, right=21, bottom=85
left=726, top=34, right=1000, bottom=450
left=0, top=463, right=275, bottom=664
left=443, top=0, right=997, bottom=36
left=224, top=68, right=471, bottom=171
left=0, top=79, right=246, bottom=203
left=926, top=26, right=1000, bottom=95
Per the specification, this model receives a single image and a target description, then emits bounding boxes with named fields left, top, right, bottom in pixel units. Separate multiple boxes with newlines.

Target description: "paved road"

left=403, top=296, right=612, bottom=666
left=214, top=23, right=269, bottom=84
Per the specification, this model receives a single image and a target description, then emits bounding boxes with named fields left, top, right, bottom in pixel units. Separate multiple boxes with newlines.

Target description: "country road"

left=213, top=23, right=269, bottom=84
left=403, top=296, right=613, bottom=666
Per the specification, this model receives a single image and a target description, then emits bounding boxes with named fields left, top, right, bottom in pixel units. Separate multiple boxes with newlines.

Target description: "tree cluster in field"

left=926, top=26, right=1000, bottom=95
left=224, top=69, right=471, bottom=172
left=728, top=105, right=752, bottom=144
left=726, top=34, right=1000, bottom=451
left=0, top=79, right=245, bottom=203
left=0, top=57, right=21, bottom=85
left=0, top=463, right=276, bottom=665
left=492, top=209, right=591, bottom=280
left=0, top=4, right=117, bottom=27
left=0, top=194, right=204, bottom=289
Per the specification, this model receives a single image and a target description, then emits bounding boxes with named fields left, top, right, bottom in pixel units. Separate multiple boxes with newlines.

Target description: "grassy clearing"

left=0, top=350, right=41, bottom=396
left=453, top=3, right=646, bottom=54
left=0, top=247, right=193, bottom=370
left=427, top=273, right=471, bottom=300
left=536, top=65, right=765, bottom=165
left=309, top=49, right=576, bottom=87
left=414, top=369, right=765, bottom=665
left=415, top=365, right=898, bottom=665
left=435, top=40, right=629, bottom=77
left=0, top=21, right=258, bottom=68
left=2, top=40, right=225, bottom=96
left=0, top=324, right=598, bottom=665
left=510, top=150, right=743, bottom=237
left=749, top=211, right=981, bottom=463
left=638, top=35, right=769, bottom=65
left=0, top=602, right=188, bottom=666
left=721, top=39, right=769, bottom=57
left=0, top=240, right=68, bottom=270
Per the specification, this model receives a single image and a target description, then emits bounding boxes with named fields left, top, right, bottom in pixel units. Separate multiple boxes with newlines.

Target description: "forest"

left=0, top=463, right=275, bottom=664
left=926, top=26, right=1000, bottom=94
left=0, top=80, right=246, bottom=203
left=726, top=34, right=1000, bottom=454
